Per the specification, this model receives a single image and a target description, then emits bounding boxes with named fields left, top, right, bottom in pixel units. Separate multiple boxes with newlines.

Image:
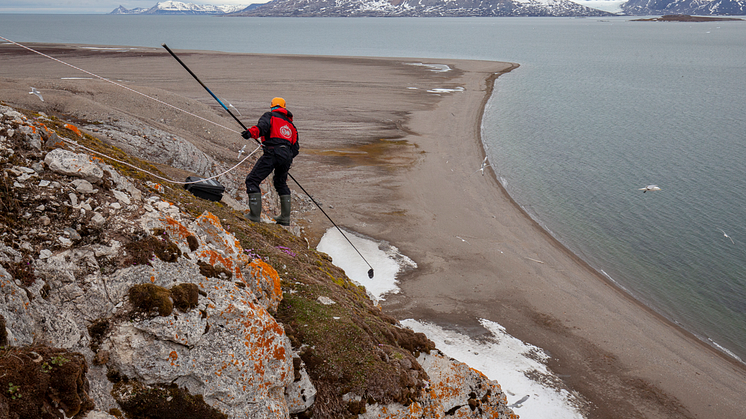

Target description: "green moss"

left=170, top=283, right=199, bottom=312
left=0, top=171, right=20, bottom=230
left=112, top=381, right=227, bottom=419
left=0, top=314, right=7, bottom=347
left=276, top=289, right=433, bottom=416
left=2, top=256, right=36, bottom=287
left=129, top=284, right=173, bottom=317
left=197, top=260, right=232, bottom=280
left=0, top=346, right=95, bottom=418
left=121, top=232, right=182, bottom=267
left=186, top=234, right=199, bottom=251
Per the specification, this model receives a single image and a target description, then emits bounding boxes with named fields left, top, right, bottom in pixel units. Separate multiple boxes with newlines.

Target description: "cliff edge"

left=0, top=103, right=517, bottom=419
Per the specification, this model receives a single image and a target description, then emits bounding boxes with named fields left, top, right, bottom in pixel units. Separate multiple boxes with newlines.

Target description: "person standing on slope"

left=241, top=97, right=299, bottom=226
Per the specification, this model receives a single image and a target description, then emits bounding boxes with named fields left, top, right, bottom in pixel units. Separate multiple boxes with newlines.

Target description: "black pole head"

left=368, top=269, right=374, bottom=279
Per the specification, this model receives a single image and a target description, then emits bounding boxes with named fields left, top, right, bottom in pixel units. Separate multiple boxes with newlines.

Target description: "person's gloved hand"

left=241, top=130, right=251, bottom=140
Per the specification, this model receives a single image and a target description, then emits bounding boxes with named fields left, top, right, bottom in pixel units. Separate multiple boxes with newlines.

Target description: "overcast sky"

left=0, top=0, right=259, bottom=14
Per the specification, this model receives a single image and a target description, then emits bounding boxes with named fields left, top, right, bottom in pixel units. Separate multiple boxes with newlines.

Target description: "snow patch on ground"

left=402, top=319, right=587, bottom=419
left=316, top=227, right=415, bottom=302
left=317, top=227, right=587, bottom=419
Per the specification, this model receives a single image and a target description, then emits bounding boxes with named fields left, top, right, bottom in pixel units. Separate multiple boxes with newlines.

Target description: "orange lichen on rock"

left=163, top=216, right=193, bottom=241
left=64, top=123, right=83, bottom=137
left=195, top=212, right=242, bottom=257
left=247, top=259, right=283, bottom=311
left=168, top=351, right=179, bottom=366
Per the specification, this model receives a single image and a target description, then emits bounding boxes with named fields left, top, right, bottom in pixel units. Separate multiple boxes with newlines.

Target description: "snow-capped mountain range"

left=621, top=0, right=746, bottom=14
left=236, top=0, right=617, bottom=16
left=110, top=1, right=254, bottom=14
left=111, top=0, right=746, bottom=15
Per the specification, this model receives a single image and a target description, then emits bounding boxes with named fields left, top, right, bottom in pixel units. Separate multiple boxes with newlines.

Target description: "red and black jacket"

left=247, top=108, right=299, bottom=157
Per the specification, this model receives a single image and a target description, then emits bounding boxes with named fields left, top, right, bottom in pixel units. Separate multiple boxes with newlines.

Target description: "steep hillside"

left=0, top=103, right=517, bottom=418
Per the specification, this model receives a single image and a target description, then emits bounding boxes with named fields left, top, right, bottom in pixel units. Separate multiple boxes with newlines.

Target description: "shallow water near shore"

left=2, top=14, right=745, bottom=364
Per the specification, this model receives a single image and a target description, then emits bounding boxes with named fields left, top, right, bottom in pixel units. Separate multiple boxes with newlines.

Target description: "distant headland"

left=633, top=14, right=745, bottom=21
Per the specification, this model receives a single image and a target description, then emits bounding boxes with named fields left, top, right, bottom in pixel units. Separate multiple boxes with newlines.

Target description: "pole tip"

left=368, top=269, right=374, bottom=279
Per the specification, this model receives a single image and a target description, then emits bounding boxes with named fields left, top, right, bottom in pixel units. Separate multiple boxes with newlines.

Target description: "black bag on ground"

left=184, top=176, right=225, bottom=202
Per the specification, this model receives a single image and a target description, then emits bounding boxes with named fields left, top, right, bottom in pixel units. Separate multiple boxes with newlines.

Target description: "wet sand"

left=2, top=43, right=745, bottom=419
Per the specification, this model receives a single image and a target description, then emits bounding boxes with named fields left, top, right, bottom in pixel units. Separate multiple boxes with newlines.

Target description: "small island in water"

left=633, top=14, right=745, bottom=22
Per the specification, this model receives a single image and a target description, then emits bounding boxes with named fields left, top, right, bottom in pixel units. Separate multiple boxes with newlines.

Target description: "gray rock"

left=45, top=148, right=104, bottom=184
left=0, top=107, right=25, bottom=121
left=0, top=244, right=22, bottom=264
left=285, top=358, right=317, bottom=414
left=81, top=411, right=118, bottom=419
left=317, top=296, right=336, bottom=305
left=64, top=227, right=82, bottom=241
left=86, top=119, right=241, bottom=198
left=26, top=133, right=42, bottom=150
left=111, top=190, right=131, bottom=205
left=72, top=179, right=95, bottom=194
left=90, top=212, right=106, bottom=226
left=101, top=165, right=142, bottom=202
left=0, top=266, right=35, bottom=346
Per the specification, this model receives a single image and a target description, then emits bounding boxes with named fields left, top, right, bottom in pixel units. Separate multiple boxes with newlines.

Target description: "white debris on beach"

left=404, top=62, right=452, bottom=72
left=427, top=87, right=465, bottom=94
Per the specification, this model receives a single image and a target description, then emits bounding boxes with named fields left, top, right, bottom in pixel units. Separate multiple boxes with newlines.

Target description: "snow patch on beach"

left=80, top=46, right=139, bottom=52
left=428, top=87, right=465, bottom=94
left=316, top=227, right=415, bottom=302
left=402, top=318, right=587, bottom=419
left=317, top=227, right=586, bottom=418
left=404, top=62, right=452, bottom=72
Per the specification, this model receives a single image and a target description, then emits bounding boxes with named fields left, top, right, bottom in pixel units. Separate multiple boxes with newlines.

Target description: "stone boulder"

left=44, top=148, right=105, bottom=184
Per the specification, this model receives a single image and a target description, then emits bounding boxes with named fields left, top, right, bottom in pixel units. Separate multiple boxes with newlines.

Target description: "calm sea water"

left=2, top=15, right=745, bottom=362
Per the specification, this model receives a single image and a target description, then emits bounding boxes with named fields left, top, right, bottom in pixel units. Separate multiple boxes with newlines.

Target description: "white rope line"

left=2, top=35, right=264, bottom=186
left=0, top=36, right=241, bottom=135
left=60, top=135, right=262, bottom=185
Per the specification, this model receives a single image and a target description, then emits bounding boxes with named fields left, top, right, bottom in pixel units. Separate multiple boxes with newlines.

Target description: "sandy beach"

left=2, top=43, right=746, bottom=419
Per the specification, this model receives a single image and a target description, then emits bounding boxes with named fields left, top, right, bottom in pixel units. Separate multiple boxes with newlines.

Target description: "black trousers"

left=245, top=145, right=293, bottom=196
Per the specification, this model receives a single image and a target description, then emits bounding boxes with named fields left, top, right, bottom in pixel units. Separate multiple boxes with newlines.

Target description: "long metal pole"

left=162, top=44, right=375, bottom=278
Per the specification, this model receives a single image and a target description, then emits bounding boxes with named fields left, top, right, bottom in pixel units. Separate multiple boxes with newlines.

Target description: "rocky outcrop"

left=81, top=118, right=244, bottom=202
left=0, top=103, right=516, bottom=418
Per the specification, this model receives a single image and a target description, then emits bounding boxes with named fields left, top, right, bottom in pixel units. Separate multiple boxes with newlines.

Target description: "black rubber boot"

left=246, top=192, right=262, bottom=222
left=274, top=195, right=291, bottom=226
